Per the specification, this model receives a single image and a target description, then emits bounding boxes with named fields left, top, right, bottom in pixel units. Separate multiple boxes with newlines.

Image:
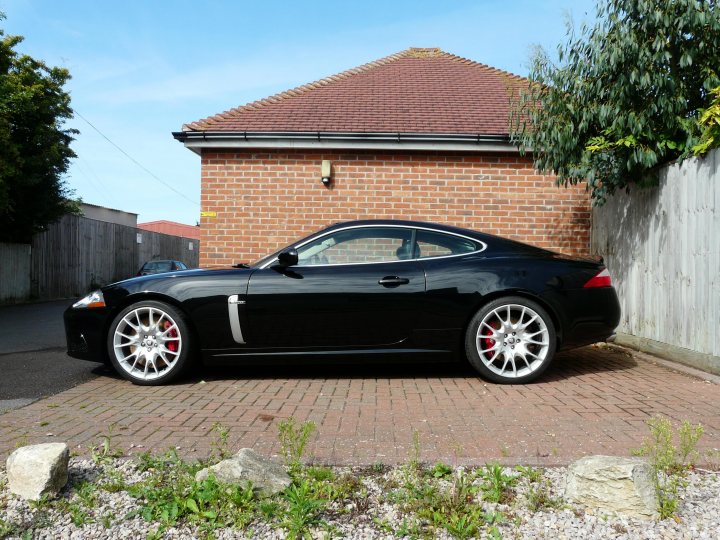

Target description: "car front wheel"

left=465, top=296, right=557, bottom=384
left=107, top=300, right=193, bottom=385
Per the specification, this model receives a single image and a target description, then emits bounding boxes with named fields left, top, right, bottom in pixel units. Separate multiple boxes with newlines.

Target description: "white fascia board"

left=180, top=138, right=519, bottom=155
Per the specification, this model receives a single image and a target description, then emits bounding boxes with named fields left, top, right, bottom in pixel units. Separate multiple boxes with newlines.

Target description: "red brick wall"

left=200, top=150, right=590, bottom=267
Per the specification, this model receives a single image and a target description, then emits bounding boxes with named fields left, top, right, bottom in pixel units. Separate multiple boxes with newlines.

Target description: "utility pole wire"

left=74, top=111, right=200, bottom=206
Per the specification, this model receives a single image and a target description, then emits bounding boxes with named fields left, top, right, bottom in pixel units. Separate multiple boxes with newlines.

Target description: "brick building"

left=174, top=48, right=590, bottom=268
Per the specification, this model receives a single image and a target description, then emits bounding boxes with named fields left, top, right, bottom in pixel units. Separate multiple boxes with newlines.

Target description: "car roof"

left=322, top=219, right=552, bottom=255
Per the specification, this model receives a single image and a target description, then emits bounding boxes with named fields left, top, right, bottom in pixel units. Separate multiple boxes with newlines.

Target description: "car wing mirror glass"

left=277, top=248, right=298, bottom=267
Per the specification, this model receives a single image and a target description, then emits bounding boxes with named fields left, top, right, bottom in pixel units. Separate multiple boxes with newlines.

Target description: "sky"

left=0, top=0, right=597, bottom=225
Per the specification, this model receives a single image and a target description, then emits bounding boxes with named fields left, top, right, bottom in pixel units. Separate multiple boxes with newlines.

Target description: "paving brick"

left=0, top=346, right=717, bottom=466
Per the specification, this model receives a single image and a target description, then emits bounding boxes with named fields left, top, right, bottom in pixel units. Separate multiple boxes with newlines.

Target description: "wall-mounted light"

left=321, top=160, right=333, bottom=187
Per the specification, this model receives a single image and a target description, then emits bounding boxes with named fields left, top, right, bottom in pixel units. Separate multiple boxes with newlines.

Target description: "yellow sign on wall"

left=200, top=211, right=217, bottom=218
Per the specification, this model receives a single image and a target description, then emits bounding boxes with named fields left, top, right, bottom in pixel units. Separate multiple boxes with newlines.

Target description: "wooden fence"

left=0, top=243, right=31, bottom=303
left=1, top=214, right=199, bottom=302
left=591, top=148, right=719, bottom=371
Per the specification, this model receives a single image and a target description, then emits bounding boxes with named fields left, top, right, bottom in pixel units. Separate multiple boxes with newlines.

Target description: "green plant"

left=210, top=422, right=232, bottom=461
left=126, top=451, right=258, bottom=529
left=515, top=465, right=543, bottom=484
left=282, top=481, right=326, bottom=539
left=90, top=423, right=123, bottom=464
left=408, top=429, right=422, bottom=470
left=526, top=478, right=562, bottom=512
left=479, top=462, right=517, bottom=504
left=693, top=86, right=720, bottom=155
left=510, top=0, right=720, bottom=204
left=429, top=461, right=453, bottom=478
left=633, top=415, right=704, bottom=518
left=277, top=417, right=317, bottom=473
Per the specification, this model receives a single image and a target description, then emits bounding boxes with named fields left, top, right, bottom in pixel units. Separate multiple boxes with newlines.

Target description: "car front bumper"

left=64, top=306, right=110, bottom=362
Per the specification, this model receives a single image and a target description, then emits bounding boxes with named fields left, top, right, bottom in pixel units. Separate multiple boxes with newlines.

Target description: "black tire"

left=465, top=296, right=557, bottom=384
left=106, top=300, right=194, bottom=385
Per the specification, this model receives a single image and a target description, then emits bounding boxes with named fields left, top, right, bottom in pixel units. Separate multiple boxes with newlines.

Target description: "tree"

left=0, top=13, right=78, bottom=243
left=511, top=0, right=720, bottom=204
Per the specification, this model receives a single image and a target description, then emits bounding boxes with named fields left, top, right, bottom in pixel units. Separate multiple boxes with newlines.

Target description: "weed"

left=479, top=462, right=517, bottom=504
left=499, top=444, right=510, bottom=458
left=39, top=421, right=49, bottom=427
left=100, top=511, right=115, bottom=528
left=277, top=417, right=317, bottom=473
left=282, top=481, right=326, bottom=539
left=515, top=465, right=543, bottom=483
left=408, top=429, right=422, bottom=470
left=429, top=461, right=453, bottom=478
left=126, top=453, right=258, bottom=529
left=210, top=422, right=232, bottom=461
left=90, top=423, right=123, bottom=464
left=633, top=415, right=704, bottom=518
left=526, top=478, right=562, bottom=512
left=259, top=500, right=281, bottom=520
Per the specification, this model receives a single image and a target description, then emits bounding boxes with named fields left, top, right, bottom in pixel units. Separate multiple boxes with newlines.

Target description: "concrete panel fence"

left=0, top=214, right=199, bottom=303
left=591, top=148, right=719, bottom=373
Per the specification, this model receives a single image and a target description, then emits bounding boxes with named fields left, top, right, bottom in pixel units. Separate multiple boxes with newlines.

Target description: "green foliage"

left=210, top=422, right=232, bottom=461
left=693, top=86, right=720, bottom=155
left=90, top=423, right=123, bottom=464
left=478, top=462, right=517, bottom=504
left=633, top=415, right=704, bottom=518
left=511, top=0, right=720, bottom=204
left=429, top=461, right=453, bottom=478
left=281, top=481, right=326, bottom=539
left=0, top=13, right=79, bottom=242
left=277, top=417, right=316, bottom=473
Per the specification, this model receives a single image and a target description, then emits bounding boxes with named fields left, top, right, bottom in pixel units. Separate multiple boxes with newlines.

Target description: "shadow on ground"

left=93, top=345, right=640, bottom=386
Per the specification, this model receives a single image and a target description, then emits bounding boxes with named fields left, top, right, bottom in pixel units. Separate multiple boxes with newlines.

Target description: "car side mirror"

left=277, top=248, right=298, bottom=267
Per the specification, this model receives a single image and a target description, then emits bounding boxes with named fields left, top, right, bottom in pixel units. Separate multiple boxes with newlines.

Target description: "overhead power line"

left=74, top=111, right=199, bottom=206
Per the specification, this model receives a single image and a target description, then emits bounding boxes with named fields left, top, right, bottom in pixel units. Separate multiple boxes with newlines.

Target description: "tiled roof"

left=138, top=220, right=200, bottom=240
left=184, top=48, right=528, bottom=136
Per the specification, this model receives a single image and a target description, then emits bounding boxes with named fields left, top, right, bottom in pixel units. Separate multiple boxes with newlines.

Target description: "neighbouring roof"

left=181, top=48, right=528, bottom=137
left=138, top=220, right=200, bottom=240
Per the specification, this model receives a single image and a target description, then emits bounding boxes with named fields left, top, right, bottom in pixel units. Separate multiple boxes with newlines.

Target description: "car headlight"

left=72, top=290, right=106, bottom=309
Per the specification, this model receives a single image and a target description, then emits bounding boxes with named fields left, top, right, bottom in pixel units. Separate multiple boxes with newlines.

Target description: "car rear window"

left=415, top=230, right=480, bottom=258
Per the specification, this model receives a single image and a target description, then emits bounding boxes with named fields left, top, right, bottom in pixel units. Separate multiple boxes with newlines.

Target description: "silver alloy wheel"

left=112, top=307, right=182, bottom=381
left=475, top=303, right=550, bottom=379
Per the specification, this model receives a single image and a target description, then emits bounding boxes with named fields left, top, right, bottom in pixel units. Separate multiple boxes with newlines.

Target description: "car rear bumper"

left=64, top=306, right=109, bottom=362
left=557, top=286, right=621, bottom=349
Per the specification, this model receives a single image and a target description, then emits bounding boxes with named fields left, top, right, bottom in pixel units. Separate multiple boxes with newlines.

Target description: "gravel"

left=1, top=458, right=718, bottom=539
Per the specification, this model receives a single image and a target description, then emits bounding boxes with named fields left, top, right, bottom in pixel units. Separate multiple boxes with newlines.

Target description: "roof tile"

left=184, top=48, right=528, bottom=135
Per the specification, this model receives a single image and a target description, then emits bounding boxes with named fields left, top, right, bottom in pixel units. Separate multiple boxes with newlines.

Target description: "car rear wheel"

left=107, top=300, right=193, bottom=385
left=465, top=296, right=556, bottom=384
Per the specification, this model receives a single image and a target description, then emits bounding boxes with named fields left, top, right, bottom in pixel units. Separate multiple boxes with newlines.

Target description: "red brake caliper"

left=482, top=321, right=499, bottom=359
left=164, top=321, right=179, bottom=353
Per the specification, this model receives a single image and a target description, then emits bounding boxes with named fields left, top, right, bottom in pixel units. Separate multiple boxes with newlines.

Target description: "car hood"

left=104, top=267, right=253, bottom=291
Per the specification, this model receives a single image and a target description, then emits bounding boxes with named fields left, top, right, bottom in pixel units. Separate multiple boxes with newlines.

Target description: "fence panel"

left=0, top=243, right=31, bottom=302
left=26, top=215, right=199, bottom=300
left=591, top=149, right=719, bottom=359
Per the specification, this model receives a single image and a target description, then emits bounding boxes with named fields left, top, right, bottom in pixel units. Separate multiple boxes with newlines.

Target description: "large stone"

left=564, top=455, right=658, bottom=519
left=195, top=448, right=291, bottom=497
left=7, top=443, right=69, bottom=501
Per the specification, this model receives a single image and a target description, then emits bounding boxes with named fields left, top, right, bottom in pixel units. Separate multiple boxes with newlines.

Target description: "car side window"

left=415, top=230, right=480, bottom=259
left=297, top=227, right=413, bottom=266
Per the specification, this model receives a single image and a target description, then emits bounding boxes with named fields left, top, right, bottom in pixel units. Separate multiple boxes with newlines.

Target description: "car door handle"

left=378, top=276, right=410, bottom=287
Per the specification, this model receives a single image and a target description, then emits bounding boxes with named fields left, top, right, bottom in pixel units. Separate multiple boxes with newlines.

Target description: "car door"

left=245, top=226, right=425, bottom=349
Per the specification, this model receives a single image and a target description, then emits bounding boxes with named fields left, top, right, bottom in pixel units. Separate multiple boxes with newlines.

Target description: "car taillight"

left=584, top=268, right=612, bottom=288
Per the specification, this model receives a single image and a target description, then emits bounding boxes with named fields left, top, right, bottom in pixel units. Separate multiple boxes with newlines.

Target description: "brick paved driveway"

left=1, top=345, right=718, bottom=466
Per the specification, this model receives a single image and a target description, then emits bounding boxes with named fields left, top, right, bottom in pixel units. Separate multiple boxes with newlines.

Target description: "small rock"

left=7, top=442, right=69, bottom=500
left=564, top=455, right=658, bottom=520
left=195, top=448, right=291, bottom=497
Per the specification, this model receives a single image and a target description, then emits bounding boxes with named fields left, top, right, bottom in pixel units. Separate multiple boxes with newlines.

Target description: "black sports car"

left=64, top=220, right=620, bottom=385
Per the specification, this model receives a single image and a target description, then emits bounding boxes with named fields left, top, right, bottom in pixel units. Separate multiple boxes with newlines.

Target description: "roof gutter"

left=172, top=130, right=518, bottom=155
